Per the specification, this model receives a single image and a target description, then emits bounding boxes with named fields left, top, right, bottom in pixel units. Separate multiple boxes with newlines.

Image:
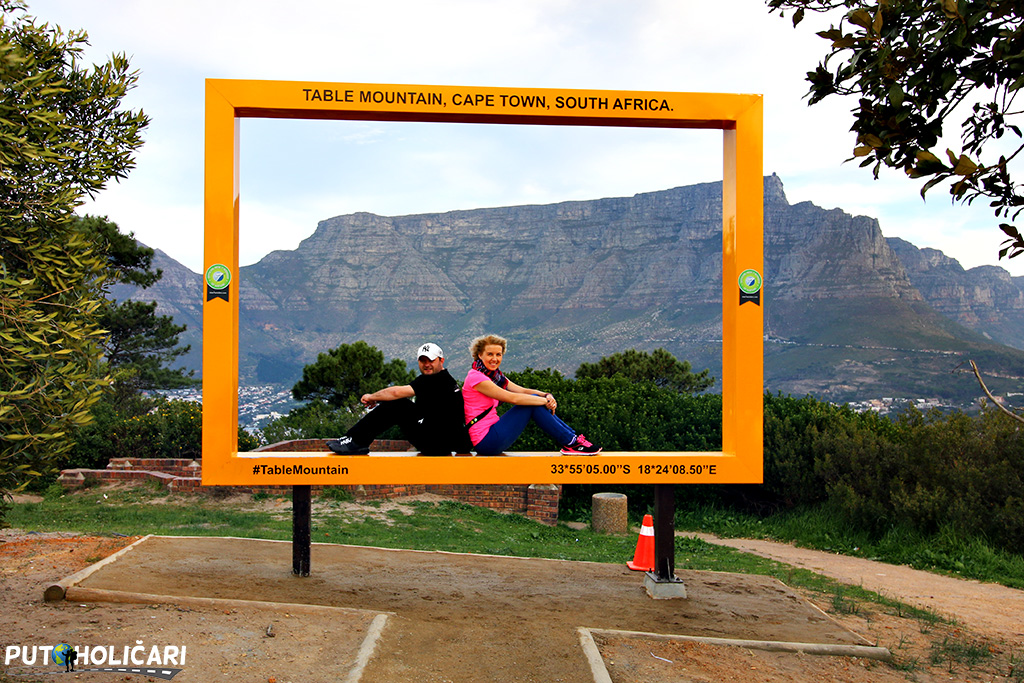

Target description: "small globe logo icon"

left=52, top=643, right=73, bottom=666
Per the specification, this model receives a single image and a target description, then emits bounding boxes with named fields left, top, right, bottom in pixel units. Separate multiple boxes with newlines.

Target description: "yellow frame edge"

left=202, top=79, right=763, bottom=486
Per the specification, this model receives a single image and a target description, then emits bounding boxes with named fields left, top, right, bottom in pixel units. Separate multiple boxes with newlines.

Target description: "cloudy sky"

left=25, top=0, right=1024, bottom=276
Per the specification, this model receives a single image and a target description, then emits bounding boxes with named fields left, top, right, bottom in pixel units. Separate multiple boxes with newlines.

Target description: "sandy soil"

left=2, top=495, right=1023, bottom=682
left=600, top=534, right=1024, bottom=682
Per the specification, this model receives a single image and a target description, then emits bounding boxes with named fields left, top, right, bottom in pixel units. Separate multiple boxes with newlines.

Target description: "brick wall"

left=58, top=458, right=202, bottom=492
left=57, top=440, right=562, bottom=525
left=255, top=439, right=561, bottom=525
left=108, top=458, right=201, bottom=478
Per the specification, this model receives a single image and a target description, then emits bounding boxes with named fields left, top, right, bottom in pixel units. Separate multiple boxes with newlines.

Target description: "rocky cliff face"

left=124, top=175, right=1024, bottom=401
left=888, top=237, right=1024, bottom=349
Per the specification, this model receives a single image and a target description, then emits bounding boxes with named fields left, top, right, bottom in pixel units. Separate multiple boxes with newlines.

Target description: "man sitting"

left=327, top=342, right=472, bottom=457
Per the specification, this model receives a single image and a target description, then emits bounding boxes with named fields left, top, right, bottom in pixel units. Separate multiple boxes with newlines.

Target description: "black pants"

left=346, top=399, right=454, bottom=456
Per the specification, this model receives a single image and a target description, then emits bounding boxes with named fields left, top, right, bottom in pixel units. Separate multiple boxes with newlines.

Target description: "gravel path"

left=683, top=532, right=1024, bottom=645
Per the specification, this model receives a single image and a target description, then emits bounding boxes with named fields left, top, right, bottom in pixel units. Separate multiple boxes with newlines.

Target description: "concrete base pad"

left=50, top=535, right=873, bottom=681
left=644, top=572, right=688, bottom=599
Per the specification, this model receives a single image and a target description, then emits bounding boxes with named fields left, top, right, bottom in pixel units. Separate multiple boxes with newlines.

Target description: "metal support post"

left=292, top=485, right=311, bottom=576
left=645, top=483, right=686, bottom=598
left=652, top=483, right=675, bottom=580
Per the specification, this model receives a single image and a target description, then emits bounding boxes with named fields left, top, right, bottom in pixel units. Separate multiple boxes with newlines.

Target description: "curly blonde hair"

left=470, top=334, right=507, bottom=360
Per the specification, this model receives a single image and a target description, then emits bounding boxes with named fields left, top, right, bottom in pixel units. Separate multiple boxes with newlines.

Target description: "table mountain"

left=123, top=175, right=1024, bottom=402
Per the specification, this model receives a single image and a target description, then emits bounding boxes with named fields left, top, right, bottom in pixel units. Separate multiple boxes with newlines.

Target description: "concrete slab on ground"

left=58, top=535, right=872, bottom=682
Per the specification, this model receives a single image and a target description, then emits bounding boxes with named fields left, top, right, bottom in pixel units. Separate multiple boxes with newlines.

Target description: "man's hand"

left=359, top=384, right=414, bottom=408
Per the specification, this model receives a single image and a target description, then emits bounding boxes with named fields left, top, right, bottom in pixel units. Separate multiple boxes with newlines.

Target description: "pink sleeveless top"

left=462, top=369, right=500, bottom=445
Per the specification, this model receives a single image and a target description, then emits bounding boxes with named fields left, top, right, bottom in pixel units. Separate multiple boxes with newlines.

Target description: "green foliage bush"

left=845, top=407, right=1024, bottom=551
left=507, top=369, right=721, bottom=521
left=753, top=396, right=1024, bottom=553
left=505, top=369, right=721, bottom=452
left=64, top=399, right=260, bottom=467
left=575, top=348, right=714, bottom=394
left=553, top=387, right=1024, bottom=555
left=117, top=409, right=168, bottom=459
left=761, top=393, right=899, bottom=511
left=152, top=401, right=202, bottom=458
left=260, top=401, right=360, bottom=443
left=291, top=341, right=415, bottom=411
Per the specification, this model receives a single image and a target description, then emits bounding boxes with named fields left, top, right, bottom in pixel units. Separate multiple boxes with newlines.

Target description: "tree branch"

left=968, top=360, right=1024, bottom=424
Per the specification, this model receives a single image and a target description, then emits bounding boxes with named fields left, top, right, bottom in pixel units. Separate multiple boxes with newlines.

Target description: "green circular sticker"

left=738, top=269, right=762, bottom=294
left=205, top=263, right=231, bottom=290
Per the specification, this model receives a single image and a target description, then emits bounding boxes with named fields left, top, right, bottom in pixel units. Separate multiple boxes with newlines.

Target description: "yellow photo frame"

left=202, top=79, right=763, bottom=486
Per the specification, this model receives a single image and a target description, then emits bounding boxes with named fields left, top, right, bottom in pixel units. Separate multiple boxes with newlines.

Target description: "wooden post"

left=292, top=485, right=311, bottom=576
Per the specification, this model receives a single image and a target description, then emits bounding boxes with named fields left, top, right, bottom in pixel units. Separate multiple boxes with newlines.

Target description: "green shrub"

left=158, top=400, right=202, bottom=458
left=67, top=398, right=262, bottom=465
left=505, top=370, right=721, bottom=452
left=888, top=407, right=1024, bottom=549
left=260, top=400, right=359, bottom=443
left=320, top=486, right=354, bottom=502
left=114, top=411, right=165, bottom=459
left=570, top=391, right=1024, bottom=555
left=758, top=398, right=1024, bottom=553
left=65, top=399, right=126, bottom=470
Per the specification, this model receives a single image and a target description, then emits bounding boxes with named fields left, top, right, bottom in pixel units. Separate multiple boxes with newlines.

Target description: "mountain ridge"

left=123, top=175, right=1024, bottom=402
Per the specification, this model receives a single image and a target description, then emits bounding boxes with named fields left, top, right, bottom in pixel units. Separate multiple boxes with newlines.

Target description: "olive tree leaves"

left=0, top=1, right=148, bottom=503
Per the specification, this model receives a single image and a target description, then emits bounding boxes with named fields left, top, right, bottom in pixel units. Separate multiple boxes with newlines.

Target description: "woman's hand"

left=475, top=380, right=548, bottom=407
left=482, top=377, right=557, bottom=412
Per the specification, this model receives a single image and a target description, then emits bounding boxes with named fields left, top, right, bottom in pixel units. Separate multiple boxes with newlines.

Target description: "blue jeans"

left=474, top=405, right=576, bottom=455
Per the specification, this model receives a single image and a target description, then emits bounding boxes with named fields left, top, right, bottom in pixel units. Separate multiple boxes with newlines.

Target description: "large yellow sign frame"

left=203, top=79, right=763, bottom=486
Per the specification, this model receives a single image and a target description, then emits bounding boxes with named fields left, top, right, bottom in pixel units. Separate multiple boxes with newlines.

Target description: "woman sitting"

left=462, top=334, right=601, bottom=456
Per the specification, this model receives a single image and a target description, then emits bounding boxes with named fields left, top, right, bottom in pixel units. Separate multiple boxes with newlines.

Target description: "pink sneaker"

left=560, top=434, right=602, bottom=455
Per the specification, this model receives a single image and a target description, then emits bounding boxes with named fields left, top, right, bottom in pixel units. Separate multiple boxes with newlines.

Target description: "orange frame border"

left=202, top=80, right=763, bottom=486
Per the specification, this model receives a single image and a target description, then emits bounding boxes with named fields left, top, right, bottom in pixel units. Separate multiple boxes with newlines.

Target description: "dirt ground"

left=2, top=493, right=1023, bottom=683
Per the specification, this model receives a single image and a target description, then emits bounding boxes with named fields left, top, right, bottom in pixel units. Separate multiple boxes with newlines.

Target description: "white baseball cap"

left=417, top=342, right=444, bottom=360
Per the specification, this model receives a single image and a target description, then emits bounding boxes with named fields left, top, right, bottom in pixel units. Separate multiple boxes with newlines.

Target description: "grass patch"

left=930, top=635, right=994, bottom=673
left=316, top=500, right=640, bottom=562
left=1010, top=652, right=1024, bottom=683
left=319, top=486, right=354, bottom=503
left=828, top=585, right=860, bottom=616
left=9, top=487, right=294, bottom=541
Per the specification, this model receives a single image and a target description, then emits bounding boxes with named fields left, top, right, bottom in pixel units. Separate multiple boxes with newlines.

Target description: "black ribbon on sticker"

left=207, top=284, right=229, bottom=302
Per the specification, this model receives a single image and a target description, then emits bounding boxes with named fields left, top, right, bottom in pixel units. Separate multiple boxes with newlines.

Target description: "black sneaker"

left=560, top=434, right=602, bottom=455
left=326, top=437, right=370, bottom=455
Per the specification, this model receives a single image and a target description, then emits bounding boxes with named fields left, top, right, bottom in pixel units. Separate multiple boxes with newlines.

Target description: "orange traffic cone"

left=626, top=514, right=655, bottom=571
